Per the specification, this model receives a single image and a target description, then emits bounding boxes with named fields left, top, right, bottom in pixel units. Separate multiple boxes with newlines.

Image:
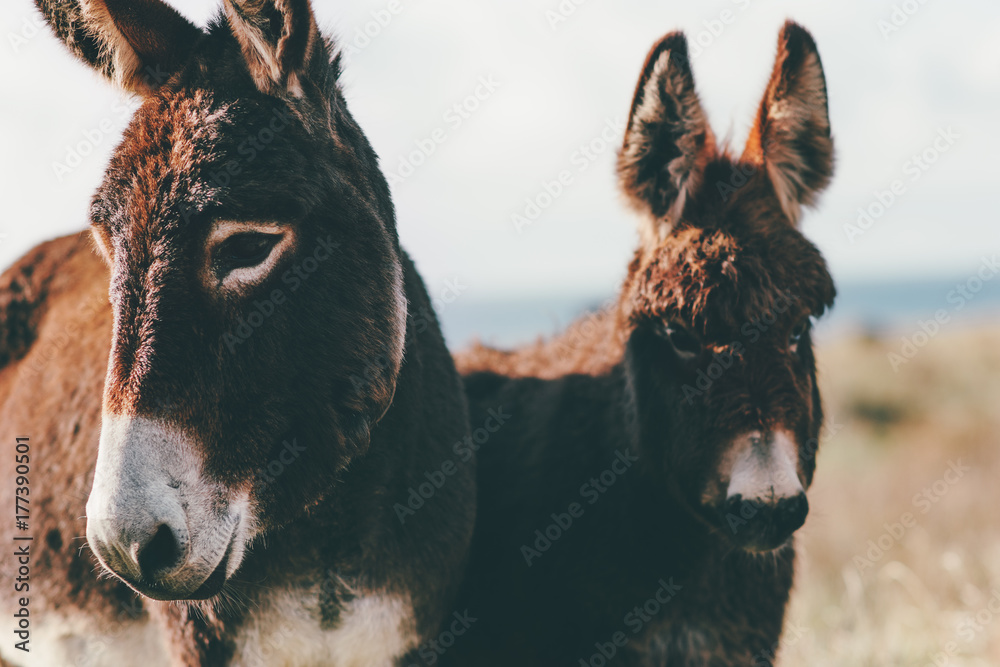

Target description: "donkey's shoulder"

left=0, top=231, right=99, bottom=367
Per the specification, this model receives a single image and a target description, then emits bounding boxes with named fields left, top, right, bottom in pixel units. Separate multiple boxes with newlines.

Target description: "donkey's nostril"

left=722, top=491, right=809, bottom=552
left=774, top=492, right=809, bottom=535
left=136, top=524, right=183, bottom=580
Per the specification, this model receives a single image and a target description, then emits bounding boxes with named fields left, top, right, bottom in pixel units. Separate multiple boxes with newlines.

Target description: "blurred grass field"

left=779, top=324, right=1000, bottom=666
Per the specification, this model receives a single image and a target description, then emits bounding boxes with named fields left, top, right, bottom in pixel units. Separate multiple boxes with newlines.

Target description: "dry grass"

left=778, top=324, right=1000, bottom=666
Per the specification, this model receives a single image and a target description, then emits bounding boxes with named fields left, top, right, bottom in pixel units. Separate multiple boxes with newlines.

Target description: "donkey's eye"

left=660, top=323, right=701, bottom=357
left=789, top=319, right=810, bottom=350
left=216, top=233, right=281, bottom=270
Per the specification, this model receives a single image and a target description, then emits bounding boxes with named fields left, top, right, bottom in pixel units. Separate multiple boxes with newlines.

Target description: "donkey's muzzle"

left=717, top=429, right=808, bottom=551
left=723, top=491, right=809, bottom=552
left=86, top=415, right=246, bottom=600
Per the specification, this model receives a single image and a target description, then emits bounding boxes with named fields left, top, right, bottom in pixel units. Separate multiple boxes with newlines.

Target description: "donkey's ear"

left=743, top=21, right=833, bottom=225
left=35, top=0, right=202, bottom=95
left=223, top=0, right=320, bottom=97
left=617, top=32, right=715, bottom=242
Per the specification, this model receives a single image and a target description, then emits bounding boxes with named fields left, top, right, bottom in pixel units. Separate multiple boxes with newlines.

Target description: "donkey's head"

left=616, top=23, right=835, bottom=552
left=38, top=0, right=406, bottom=599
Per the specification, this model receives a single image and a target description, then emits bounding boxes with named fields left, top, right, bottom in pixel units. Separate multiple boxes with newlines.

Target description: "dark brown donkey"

left=0, top=1, right=474, bottom=665
left=445, top=22, right=835, bottom=666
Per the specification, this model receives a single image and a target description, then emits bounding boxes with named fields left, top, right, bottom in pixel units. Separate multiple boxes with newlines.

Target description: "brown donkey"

left=0, top=1, right=475, bottom=665
left=446, top=22, right=835, bottom=666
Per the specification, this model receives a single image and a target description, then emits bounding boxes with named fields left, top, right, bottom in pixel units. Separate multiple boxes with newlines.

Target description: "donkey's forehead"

left=91, top=91, right=233, bottom=232
left=92, top=88, right=308, bottom=242
left=126, top=91, right=234, bottom=165
left=631, top=224, right=835, bottom=333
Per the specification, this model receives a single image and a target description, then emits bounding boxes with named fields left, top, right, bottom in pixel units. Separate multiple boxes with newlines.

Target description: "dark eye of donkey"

left=217, top=233, right=280, bottom=271
left=658, top=322, right=701, bottom=356
left=789, top=319, right=811, bottom=349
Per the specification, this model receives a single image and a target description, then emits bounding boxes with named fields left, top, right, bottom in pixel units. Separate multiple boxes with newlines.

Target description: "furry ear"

left=223, top=0, right=320, bottom=97
left=34, top=0, right=203, bottom=95
left=743, top=20, right=834, bottom=225
left=617, top=32, right=715, bottom=244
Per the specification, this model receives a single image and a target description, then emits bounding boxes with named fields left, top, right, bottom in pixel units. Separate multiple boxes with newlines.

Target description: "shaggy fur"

left=446, top=22, right=835, bottom=666
left=618, top=32, right=716, bottom=246
left=744, top=23, right=833, bottom=224
left=0, top=1, right=474, bottom=665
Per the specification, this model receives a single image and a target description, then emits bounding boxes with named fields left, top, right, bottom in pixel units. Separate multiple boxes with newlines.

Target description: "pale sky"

left=1, top=0, right=997, bottom=305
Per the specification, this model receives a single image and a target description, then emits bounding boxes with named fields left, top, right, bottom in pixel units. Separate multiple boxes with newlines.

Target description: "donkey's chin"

left=734, top=531, right=797, bottom=555
left=698, top=507, right=798, bottom=554
left=162, top=542, right=235, bottom=601
left=116, top=538, right=242, bottom=601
